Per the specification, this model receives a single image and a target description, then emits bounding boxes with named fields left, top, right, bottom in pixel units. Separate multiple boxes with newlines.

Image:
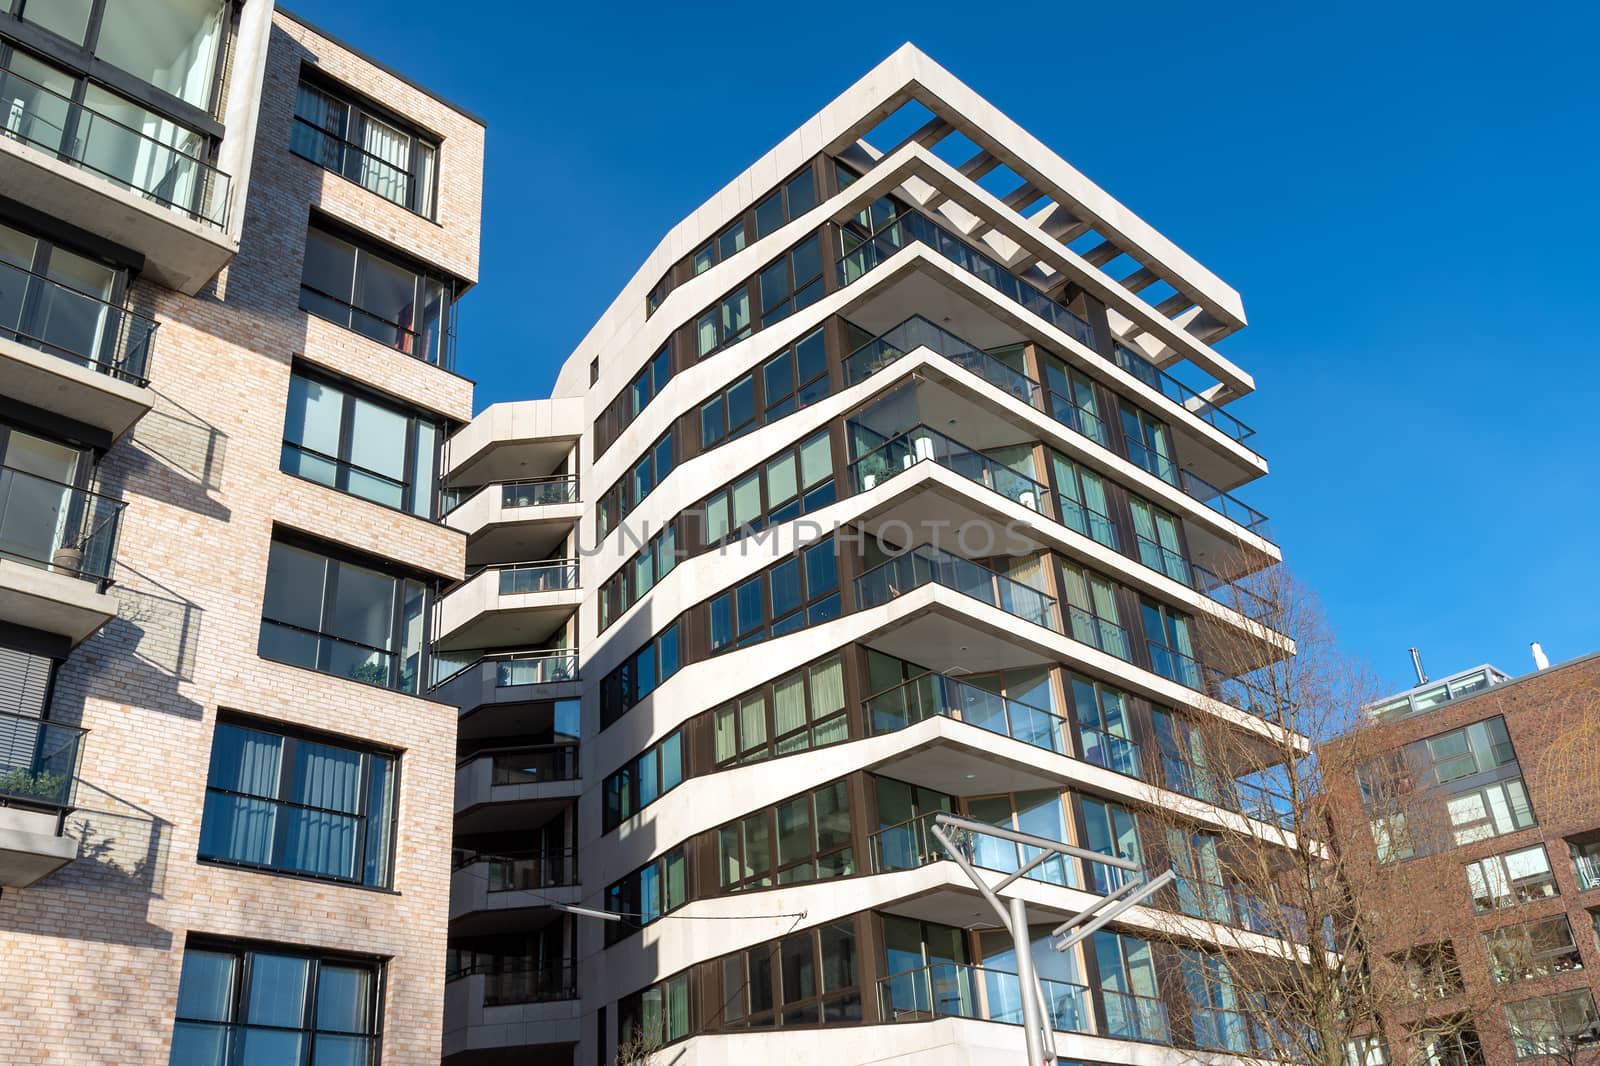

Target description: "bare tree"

left=614, top=1018, right=665, bottom=1066
left=1127, top=563, right=1483, bottom=1066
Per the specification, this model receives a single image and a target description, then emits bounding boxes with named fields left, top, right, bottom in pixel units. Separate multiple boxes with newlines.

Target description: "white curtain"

left=358, top=115, right=411, bottom=205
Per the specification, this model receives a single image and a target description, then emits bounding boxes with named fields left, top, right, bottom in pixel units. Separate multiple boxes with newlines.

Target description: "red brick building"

left=1325, top=654, right=1600, bottom=1065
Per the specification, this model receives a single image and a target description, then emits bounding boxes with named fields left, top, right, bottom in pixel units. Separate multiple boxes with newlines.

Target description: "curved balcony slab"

left=455, top=751, right=580, bottom=835
left=446, top=489, right=581, bottom=564
left=435, top=567, right=581, bottom=651
left=443, top=974, right=579, bottom=1062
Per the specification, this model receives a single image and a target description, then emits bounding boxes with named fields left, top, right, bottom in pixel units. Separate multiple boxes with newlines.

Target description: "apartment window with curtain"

left=198, top=719, right=397, bottom=886
left=717, top=781, right=853, bottom=892
left=257, top=538, right=429, bottom=694
left=701, top=429, right=835, bottom=543
left=300, top=224, right=456, bottom=368
left=1152, top=708, right=1226, bottom=805
left=1142, top=598, right=1199, bottom=687
left=708, top=537, right=840, bottom=653
left=170, top=940, right=383, bottom=1066
left=604, top=847, right=688, bottom=945
left=712, top=653, right=847, bottom=767
left=281, top=369, right=442, bottom=517
left=617, top=973, right=691, bottom=1047
left=1051, top=452, right=1117, bottom=549
left=1094, top=930, right=1169, bottom=1042
left=1129, top=495, right=1189, bottom=584
left=1039, top=351, right=1109, bottom=446
left=1119, top=400, right=1177, bottom=484
left=1059, top=563, right=1129, bottom=659
left=1081, top=796, right=1143, bottom=893
left=1069, top=673, right=1140, bottom=778
left=1168, top=828, right=1232, bottom=923
left=292, top=77, right=438, bottom=217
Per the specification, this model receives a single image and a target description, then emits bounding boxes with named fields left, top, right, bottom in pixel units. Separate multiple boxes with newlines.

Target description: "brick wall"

left=0, top=10, right=483, bottom=1064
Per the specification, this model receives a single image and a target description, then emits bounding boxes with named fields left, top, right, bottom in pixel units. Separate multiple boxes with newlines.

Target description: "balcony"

left=0, top=259, right=159, bottom=441
left=434, top=560, right=581, bottom=651
left=837, top=209, right=1256, bottom=450
left=0, top=466, right=124, bottom=645
left=442, top=962, right=580, bottom=1061
left=0, top=68, right=235, bottom=294
left=450, top=848, right=580, bottom=927
left=850, top=422, right=1050, bottom=514
left=870, top=813, right=1081, bottom=891
left=1102, top=988, right=1173, bottom=1044
left=878, top=962, right=1095, bottom=1036
left=865, top=670, right=1066, bottom=756
left=843, top=314, right=1039, bottom=406
left=454, top=744, right=580, bottom=834
left=431, top=649, right=580, bottom=713
left=0, top=710, right=86, bottom=887
left=443, top=476, right=581, bottom=562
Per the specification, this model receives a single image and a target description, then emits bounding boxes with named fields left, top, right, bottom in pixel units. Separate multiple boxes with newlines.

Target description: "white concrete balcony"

left=0, top=68, right=236, bottom=295
left=443, top=399, right=584, bottom=488
left=434, top=560, right=581, bottom=651
left=0, top=710, right=86, bottom=887
left=0, top=260, right=159, bottom=442
left=0, top=467, right=124, bottom=645
left=450, top=848, right=580, bottom=925
left=430, top=649, right=581, bottom=714
left=442, top=966, right=579, bottom=1062
left=444, top=476, right=581, bottom=563
left=455, top=744, right=580, bottom=835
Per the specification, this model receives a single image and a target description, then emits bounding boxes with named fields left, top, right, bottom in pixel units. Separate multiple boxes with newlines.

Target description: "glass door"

left=0, top=426, right=85, bottom=569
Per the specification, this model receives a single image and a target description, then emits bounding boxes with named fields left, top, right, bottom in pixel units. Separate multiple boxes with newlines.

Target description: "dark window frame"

left=290, top=70, right=441, bottom=219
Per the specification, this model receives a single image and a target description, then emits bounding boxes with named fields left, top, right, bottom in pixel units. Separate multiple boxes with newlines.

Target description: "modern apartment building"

left=433, top=44, right=1302, bottom=1066
left=1328, top=655, right=1600, bottom=1065
left=0, top=3, right=483, bottom=1062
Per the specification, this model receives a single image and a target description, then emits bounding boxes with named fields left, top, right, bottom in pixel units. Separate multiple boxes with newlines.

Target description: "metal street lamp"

left=928, top=812, right=1176, bottom=1066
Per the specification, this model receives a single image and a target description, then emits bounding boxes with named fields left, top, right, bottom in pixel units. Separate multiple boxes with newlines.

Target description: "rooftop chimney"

left=1409, top=647, right=1428, bottom=686
left=1531, top=642, right=1550, bottom=670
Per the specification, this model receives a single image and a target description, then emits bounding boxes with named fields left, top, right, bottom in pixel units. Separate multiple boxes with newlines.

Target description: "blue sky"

left=287, top=1, right=1599, bottom=692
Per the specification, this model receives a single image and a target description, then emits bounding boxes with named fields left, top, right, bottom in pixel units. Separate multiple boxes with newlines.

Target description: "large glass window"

left=292, top=79, right=437, bottom=217
left=199, top=720, right=396, bottom=886
left=281, top=370, right=442, bottom=517
left=1465, top=845, right=1558, bottom=912
left=1119, top=400, right=1176, bottom=485
left=300, top=225, right=454, bottom=367
left=1094, top=930, right=1169, bottom=1042
left=1504, top=990, right=1600, bottom=1058
left=1447, top=778, right=1535, bottom=846
left=702, top=430, right=835, bottom=543
left=1424, top=716, right=1516, bottom=784
left=258, top=539, right=429, bottom=694
left=712, top=654, right=846, bottom=767
left=602, top=729, right=684, bottom=832
left=1130, top=495, right=1189, bottom=584
left=1059, top=563, right=1128, bottom=659
left=1069, top=674, right=1139, bottom=778
left=1081, top=796, right=1142, bottom=894
left=718, top=781, right=853, bottom=892
left=707, top=537, right=839, bottom=653
left=604, top=847, right=686, bottom=945
left=1051, top=452, right=1116, bottom=549
left=1484, top=915, right=1583, bottom=985
left=598, top=620, right=681, bottom=729
left=170, top=941, right=382, bottom=1066
left=1142, top=598, right=1198, bottom=687
left=95, top=0, right=226, bottom=107
left=617, top=973, right=691, bottom=1047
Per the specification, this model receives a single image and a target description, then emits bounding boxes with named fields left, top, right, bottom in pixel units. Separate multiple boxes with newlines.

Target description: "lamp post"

left=928, top=812, right=1175, bottom=1066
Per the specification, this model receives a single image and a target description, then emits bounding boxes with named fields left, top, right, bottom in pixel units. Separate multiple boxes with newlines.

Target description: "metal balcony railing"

left=447, top=961, right=577, bottom=1007
left=0, top=65, right=231, bottom=228
left=849, top=422, right=1050, bottom=515
left=0, top=258, right=159, bottom=385
left=466, top=559, right=579, bottom=596
left=0, top=464, right=124, bottom=589
left=877, top=962, right=1096, bottom=1035
left=1077, top=721, right=1142, bottom=779
left=441, top=475, right=580, bottom=517
left=862, top=669, right=1066, bottom=755
left=0, top=709, right=85, bottom=809
left=842, top=314, right=1039, bottom=404
left=462, top=743, right=578, bottom=786
left=430, top=648, right=578, bottom=689
left=855, top=544, right=1058, bottom=633
left=453, top=847, right=578, bottom=891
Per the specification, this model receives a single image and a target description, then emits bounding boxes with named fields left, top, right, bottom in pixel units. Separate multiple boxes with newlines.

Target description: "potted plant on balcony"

left=51, top=538, right=84, bottom=576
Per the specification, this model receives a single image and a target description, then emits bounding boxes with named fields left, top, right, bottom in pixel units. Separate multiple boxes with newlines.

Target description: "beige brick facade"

left=0, top=8, right=483, bottom=1063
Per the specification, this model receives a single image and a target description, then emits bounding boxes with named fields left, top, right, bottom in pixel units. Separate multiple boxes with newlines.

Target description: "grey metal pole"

left=1011, top=895, right=1046, bottom=1066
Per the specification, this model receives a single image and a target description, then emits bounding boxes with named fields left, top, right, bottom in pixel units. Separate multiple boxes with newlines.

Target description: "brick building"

left=1326, top=656, right=1600, bottom=1065
left=0, top=3, right=483, bottom=1062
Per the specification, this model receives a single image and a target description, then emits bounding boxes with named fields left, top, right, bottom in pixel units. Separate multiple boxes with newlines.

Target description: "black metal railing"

left=452, top=847, right=578, bottom=891
left=0, top=259, right=159, bottom=385
left=463, top=743, right=579, bottom=786
left=0, top=464, right=124, bottom=588
left=430, top=648, right=578, bottom=689
left=290, top=116, right=424, bottom=216
left=447, top=960, right=577, bottom=1006
left=0, top=65, right=230, bottom=228
left=0, top=709, right=85, bottom=809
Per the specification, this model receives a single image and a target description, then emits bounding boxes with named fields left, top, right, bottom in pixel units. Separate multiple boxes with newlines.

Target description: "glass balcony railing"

left=869, top=812, right=1080, bottom=888
left=1147, top=639, right=1203, bottom=690
left=0, top=464, right=124, bottom=589
left=877, top=962, right=1095, bottom=1035
left=1109, top=342, right=1255, bottom=448
left=0, top=709, right=85, bottom=809
left=1102, top=987, right=1172, bottom=1043
left=1125, top=437, right=1181, bottom=488
left=1234, top=778, right=1296, bottom=831
left=863, top=670, right=1066, bottom=754
left=1178, top=469, right=1271, bottom=536
left=447, top=961, right=577, bottom=1007
left=842, top=314, right=1040, bottom=405
left=452, top=847, right=578, bottom=891
left=430, top=648, right=578, bottom=689
left=840, top=211, right=1097, bottom=349
left=502, top=476, right=579, bottom=508
left=1058, top=493, right=1120, bottom=551
left=1191, top=564, right=1275, bottom=623
left=1066, top=606, right=1131, bottom=660
left=855, top=545, right=1058, bottom=633
left=1077, top=722, right=1142, bottom=779
left=0, top=65, right=231, bottom=229
left=0, top=258, right=159, bottom=385
left=470, top=559, right=579, bottom=596
left=479, top=744, right=579, bottom=786
left=849, top=423, right=1050, bottom=515
left=1192, top=1007, right=1261, bottom=1054
left=836, top=209, right=1258, bottom=449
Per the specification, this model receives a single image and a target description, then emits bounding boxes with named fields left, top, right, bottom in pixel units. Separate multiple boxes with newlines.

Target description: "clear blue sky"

left=287, top=1, right=1599, bottom=693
